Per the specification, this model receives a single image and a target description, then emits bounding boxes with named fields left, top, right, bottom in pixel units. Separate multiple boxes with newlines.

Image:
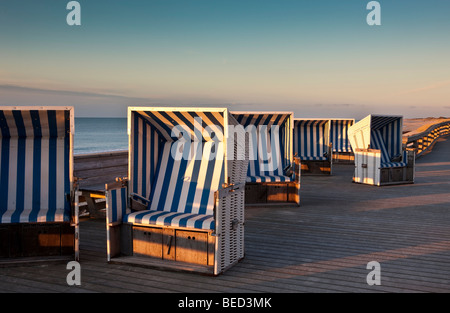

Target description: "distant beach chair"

left=293, top=118, right=356, bottom=174
left=348, top=114, right=415, bottom=186
left=105, top=107, right=247, bottom=275
left=231, top=112, right=300, bottom=205
left=293, top=119, right=333, bottom=175
left=0, top=106, right=79, bottom=263
left=329, top=119, right=355, bottom=164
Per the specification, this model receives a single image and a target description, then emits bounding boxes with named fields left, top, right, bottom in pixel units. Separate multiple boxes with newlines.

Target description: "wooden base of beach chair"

left=0, top=223, right=75, bottom=265
left=353, top=166, right=415, bottom=186
left=300, top=160, right=332, bottom=175
left=379, top=166, right=415, bottom=186
left=353, top=149, right=415, bottom=186
left=245, top=182, right=300, bottom=205
left=332, top=152, right=355, bottom=165
left=108, top=224, right=217, bottom=275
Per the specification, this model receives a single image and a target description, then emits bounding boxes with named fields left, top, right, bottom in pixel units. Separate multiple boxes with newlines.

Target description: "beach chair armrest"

left=130, top=193, right=151, bottom=205
left=213, top=183, right=245, bottom=274
left=105, top=185, right=128, bottom=226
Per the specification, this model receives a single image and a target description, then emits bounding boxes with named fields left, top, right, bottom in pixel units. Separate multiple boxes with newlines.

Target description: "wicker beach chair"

left=105, top=107, right=247, bottom=275
left=0, top=106, right=79, bottom=263
left=348, top=114, right=415, bottom=186
left=231, top=112, right=300, bottom=205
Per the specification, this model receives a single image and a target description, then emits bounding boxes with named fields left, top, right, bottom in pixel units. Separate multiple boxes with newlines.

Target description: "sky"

left=0, top=0, right=449, bottom=118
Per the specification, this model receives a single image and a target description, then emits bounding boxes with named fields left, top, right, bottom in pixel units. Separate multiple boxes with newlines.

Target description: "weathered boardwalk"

left=1, top=137, right=449, bottom=293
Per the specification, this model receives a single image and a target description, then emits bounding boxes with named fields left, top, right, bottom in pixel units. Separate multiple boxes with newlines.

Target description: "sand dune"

left=403, top=117, right=450, bottom=136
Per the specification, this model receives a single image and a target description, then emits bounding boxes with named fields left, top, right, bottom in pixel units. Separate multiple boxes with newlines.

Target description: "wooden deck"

left=1, top=137, right=450, bottom=293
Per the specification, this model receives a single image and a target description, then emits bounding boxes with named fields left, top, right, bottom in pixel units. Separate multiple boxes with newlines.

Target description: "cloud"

left=396, top=80, right=450, bottom=96
left=0, top=84, right=235, bottom=117
left=0, top=84, right=148, bottom=101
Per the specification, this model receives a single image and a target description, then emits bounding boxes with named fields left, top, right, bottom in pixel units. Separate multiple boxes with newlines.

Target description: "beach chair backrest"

left=330, top=119, right=354, bottom=153
left=370, top=115, right=403, bottom=160
left=130, top=111, right=164, bottom=202
left=293, top=119, right=329, bottom=160
left=0, top=107, right=73, bottom=223
left=148, top=141, right=224, bottom=216
left=370, top=130, right=391, bottom=164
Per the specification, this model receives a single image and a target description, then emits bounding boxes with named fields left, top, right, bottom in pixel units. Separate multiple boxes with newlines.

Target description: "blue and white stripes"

left=149, top=141, right=224, bottom=215
left=232, top=112, right=292, bottom=182
left=371, top=129, right=407, bottom=168
left=107, top=186, right=128, bottom=225
left=0, top=108, right=72, bottom=224
left=126, top=211, right=215, bottom=230
left=135, top=110, right=225, bottom=142
left=125, top=141, right=224, bottom=230
left=119, top=108, right=231, bottom=231
left=330, top=119, right=354, bottom=153
left=131, top=112, right=162, bottom=201
left=294, top=119, right=329, bottom=161
left=370, top=116, right=403, bottom=160
left=348, top=115, right=407, bottom=169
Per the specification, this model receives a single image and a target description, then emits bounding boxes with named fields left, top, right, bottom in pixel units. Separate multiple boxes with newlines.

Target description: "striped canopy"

left=233, top=113, right=291, bottom=129
left=0, top=107, right=74, bottom=224
left=132, top=109, right=225, bottom=142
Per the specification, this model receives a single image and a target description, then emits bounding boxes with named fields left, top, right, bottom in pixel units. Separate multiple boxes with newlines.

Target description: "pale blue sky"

left=0, top=0, right=449, bottom=118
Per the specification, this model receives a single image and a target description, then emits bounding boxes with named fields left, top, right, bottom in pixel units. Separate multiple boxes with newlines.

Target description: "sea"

left=74, top=118, right=128, bottom=155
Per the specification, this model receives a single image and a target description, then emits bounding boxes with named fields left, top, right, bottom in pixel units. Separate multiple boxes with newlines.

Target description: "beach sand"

left=403, top=117, right=450, bottom=136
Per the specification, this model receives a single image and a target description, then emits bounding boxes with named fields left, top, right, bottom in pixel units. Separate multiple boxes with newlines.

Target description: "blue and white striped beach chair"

left=106, top=107, right=247, bottom=275
left=329, top=119, right=355, bottom=163
left=0, top=106, right=79, bottom=262
left=293, top=119, right=333, bottom=175
left=348, top=114, right=415, bottom=186
left=231, top=112, right=300, bottom=205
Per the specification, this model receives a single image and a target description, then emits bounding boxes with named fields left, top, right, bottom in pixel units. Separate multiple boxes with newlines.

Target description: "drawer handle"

left=166, top=236, right=173, bottom=254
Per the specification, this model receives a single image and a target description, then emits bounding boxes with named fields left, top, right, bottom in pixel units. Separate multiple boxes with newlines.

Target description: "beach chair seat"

left=298, top=155, right=329, bottom=161
left=246, top=175, right=292, bottom=183
left=124, top=211, right=215, bottom=230
left=246, top=152, right=293, bottom=183
left=0, top=209, right=71, bottom=224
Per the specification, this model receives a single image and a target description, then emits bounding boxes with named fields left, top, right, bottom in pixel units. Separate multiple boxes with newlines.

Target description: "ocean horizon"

left=74, top=117, right=128, bottom=155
